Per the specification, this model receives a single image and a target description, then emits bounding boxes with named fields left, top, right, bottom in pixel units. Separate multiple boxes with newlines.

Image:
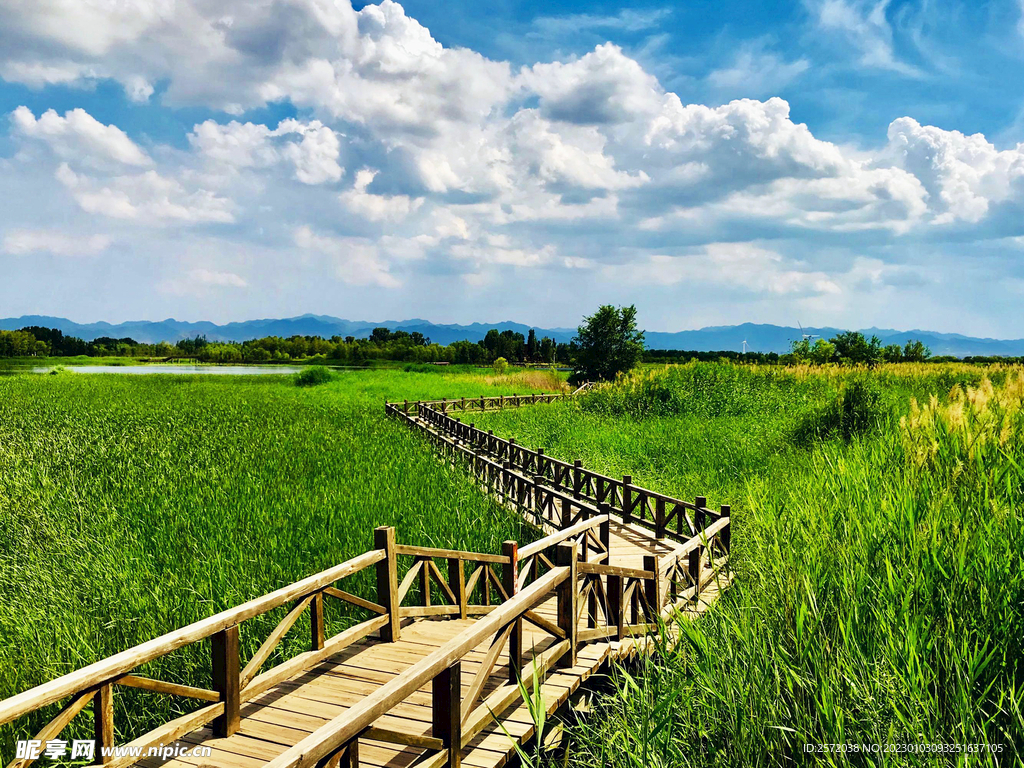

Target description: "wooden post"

left=311, top=591, right=325, bottom=651
left=211, top=624, right=240, bottom=737
left=608, top=575, right=624, bottom=641
left=643, top=555, right=661, bottom=617
left=502, top=541, right=522, bottom=684
left=572, top=460, right=582, bottom=499
left=433, top=662, right=462, bottom=768
left=688, top=546, right=702, bottom=597
left=561, top=497, right=572, bottom=529
left=449, top=558, right=467, bottom=620
left=670, top=556, right=679, bottom=602
left=622, top=475, right=633, bottom=523
left=695, top=496, right=707, bottom=534
left=555, top=543, right=578, bottom=668
left=341, top=739, right=359, bottom=768
left=720, top=505, right=731, bottom=554
left=94, top=683, right=114, bottom=763
left=599, top=506, right=611, bottom=554
left=655, top=497, right=666, bottom=539
left=375, top=526, right=400, bottom=642
left=419, top=556, right=431, bottom=608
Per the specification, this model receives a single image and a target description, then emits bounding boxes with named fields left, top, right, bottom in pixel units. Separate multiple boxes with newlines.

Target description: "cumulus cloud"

left=11, top=106, right=151, bottom=168
left=519, top=44, right=667, bottom=125
left=55, top=163, right=234, bottom=224
left=884, top=117, right=1024, bottom=224
left=3, top=0, right=1024, bottom=318
left=189, top=118, right=343, bottom=184
left=339, top=169, right=423, bottom=221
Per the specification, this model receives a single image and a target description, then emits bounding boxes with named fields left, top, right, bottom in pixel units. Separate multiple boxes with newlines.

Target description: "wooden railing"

left=0, top=521, right=598, bottom=768
left=0, top=549, right=388, bottom=768
left=385, top=397, right=731, bottom=543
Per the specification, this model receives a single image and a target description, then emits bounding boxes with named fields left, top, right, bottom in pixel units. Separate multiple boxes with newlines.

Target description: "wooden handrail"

left=519, top=515, right=605, bottom=559
left=676, top=516, right=731, bottom=557
left=577, top=561, right=656, bottom=580
left=405, top=400, right=719, bottom=533
left=394, top=544, right=510, bottom=564
left=0, top=549, right=385, bottom=727
left=264, top=565, right=570, bottom=768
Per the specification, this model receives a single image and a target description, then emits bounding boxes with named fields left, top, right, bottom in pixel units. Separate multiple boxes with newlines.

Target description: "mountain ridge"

left=2, top=316, right=1022, bottom=357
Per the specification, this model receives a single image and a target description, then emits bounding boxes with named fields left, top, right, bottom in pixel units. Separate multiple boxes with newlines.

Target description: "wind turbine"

left=797, top=322, right=818, bottom=341
left=741, top=340, right=749, bottom=354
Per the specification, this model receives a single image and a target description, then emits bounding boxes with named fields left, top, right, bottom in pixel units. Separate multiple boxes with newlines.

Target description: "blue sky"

left=2, top=0, right=1024, bottom=336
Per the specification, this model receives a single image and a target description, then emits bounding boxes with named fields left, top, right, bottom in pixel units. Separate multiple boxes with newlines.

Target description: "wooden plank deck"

left=136, top=523, right=729, bottom=768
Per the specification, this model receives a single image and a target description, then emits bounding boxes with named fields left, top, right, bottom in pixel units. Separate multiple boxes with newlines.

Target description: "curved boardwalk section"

left=0, top=392, right=732, bottom=768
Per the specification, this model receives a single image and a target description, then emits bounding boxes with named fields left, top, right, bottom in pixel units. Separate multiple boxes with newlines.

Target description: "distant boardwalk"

left=1, top=391, right=731, bottom=768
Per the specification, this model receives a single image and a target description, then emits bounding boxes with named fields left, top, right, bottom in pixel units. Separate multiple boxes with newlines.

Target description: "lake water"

left=31, top=365, right=302, bottom=375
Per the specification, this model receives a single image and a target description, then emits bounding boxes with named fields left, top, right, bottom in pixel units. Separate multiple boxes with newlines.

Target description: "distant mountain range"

left=2, top=315, right=1023, bottom=357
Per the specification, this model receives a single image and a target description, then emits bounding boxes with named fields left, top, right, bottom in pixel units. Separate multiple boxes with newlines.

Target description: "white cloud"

left=55, top=163, right=235, bottom=224
left=293, top=225, right=401, bottom=287
left=807, top=0, right=922, bottom=76
left=159, top=268, right=249, bottom=296
left=707, top=42, right=809, bottom=97
left=604, top=243, right=842, bottom=296
left=11, top=106, right=151, bottom=168
left=3, top=229, right=111, bottom=256
left=339, top=169, right=422, bottom=221
left=189, top=269, right=248, bottom=288
left=508, top=110, right=647, bottom=192
left=884, top=117, right=1024, bottom=224
left=530, top=8, right=671, bottom=35
left=519, top=44, right=668, bottom=125
left=3, top=0, right=1024, bottom=326
left=189, top=118, right=343, bottom=185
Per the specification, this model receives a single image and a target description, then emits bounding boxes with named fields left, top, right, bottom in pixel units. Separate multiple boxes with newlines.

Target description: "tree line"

left=0, top=318, right=993, bottom=370
left=645, top=332, right=939, bottom=366
left=0, top=324, right=579, bottom=365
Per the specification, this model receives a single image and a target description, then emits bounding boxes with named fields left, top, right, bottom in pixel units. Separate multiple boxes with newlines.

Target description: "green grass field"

left=2, top=363, right=1022, bottom=766
left=0, top=367, right=561, bottom=755
left=474, top=363, right=1024, bottom=766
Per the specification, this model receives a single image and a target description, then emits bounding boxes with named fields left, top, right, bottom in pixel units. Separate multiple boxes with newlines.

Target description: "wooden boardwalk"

left=0, top=392, right=732, bottom=768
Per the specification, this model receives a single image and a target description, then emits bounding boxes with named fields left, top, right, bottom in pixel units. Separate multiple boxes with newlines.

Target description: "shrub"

left=294, top=365, right=332, bottom=387
left=794, top=377, right=884, bottom=443
left=492, top=357, right=508, bottom=374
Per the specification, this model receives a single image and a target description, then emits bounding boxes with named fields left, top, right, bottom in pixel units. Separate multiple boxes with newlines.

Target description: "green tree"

left=571, top=305, right=644, bottom=383
left=830, top=331, right=882, bottom=365
left=903, top=339, right=931, bottom=362
left=789, top=338, right=811, bottom=361
left=809, top=338, right=836, bottom=365
left=882, top=344, right=903, bottom=363
left=539, top=336, right=555, bottom=364
left=526, top=329, right=538, bottom=361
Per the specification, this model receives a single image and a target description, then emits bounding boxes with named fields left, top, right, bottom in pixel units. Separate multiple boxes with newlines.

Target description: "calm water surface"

left=31, top=365, right=302, bottom=375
